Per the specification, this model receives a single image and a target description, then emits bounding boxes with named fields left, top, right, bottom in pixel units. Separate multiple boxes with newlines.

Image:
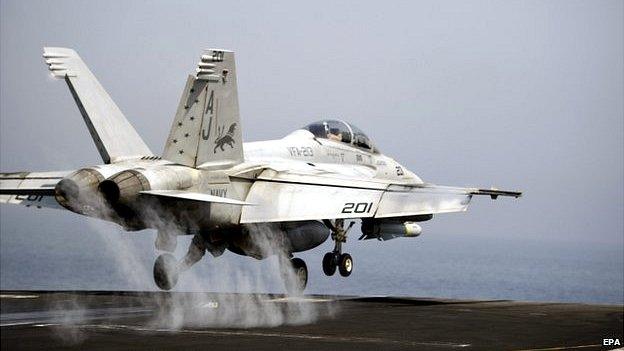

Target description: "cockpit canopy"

left=303, top=120, right=378, bottom=153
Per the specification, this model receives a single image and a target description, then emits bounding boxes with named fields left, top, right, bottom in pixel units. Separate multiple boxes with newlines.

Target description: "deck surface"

left=1, top=291, right=622, bottom=350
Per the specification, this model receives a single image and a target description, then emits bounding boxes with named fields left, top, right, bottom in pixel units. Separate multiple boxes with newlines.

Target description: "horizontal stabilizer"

left=140, top=190, right=253, bottom=206
left=0, top=171, right=67, bottom=192
left=0, top=171, right=69, bottom=210
left=0, top=187, right=55, bottom=196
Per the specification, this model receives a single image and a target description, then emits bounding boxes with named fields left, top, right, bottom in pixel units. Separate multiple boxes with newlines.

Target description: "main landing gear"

left=322, top=219, right=355, bottom=277
left=153, top=233, right=208, bottom=290
left=153, top=253, right=178, bottom=290
left=280, top=256, right=308, bottom=295
left=152, top=231, right=310, bottom=294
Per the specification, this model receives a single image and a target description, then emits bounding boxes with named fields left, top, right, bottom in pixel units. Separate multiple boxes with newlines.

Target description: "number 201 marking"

left=212, top=51, right=224, bottom=62
left=341, top=202, right=373, bottom=214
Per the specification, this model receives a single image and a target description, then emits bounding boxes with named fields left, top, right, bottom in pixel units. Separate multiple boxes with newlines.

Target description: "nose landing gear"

left=322, top=219, right=355, bottom=277
left=322, top=252, right=337, bottom=276
left=338, top=253, right=353, bottom=277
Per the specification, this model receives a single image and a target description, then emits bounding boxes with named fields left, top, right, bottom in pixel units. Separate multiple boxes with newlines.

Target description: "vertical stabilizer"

left=43, top=47, right=153, bottom=163
left=163, top=49, right=243, bottom=169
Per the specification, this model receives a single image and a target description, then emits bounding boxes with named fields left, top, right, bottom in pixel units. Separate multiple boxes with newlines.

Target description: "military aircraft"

left=0, top=47, right=521, bottom=292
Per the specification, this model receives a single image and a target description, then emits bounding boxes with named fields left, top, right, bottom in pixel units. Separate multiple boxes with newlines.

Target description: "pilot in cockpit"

left=327, top=127, right=343, bottom=142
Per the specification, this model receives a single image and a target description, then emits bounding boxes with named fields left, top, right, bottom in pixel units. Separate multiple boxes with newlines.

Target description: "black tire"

left=285, top=257, right=308, bottom=295
left=153, top=253, right=179, bottom=290
left=338, top=253, right=353, bottom=277
left=322, top=252, right=337, bottom=276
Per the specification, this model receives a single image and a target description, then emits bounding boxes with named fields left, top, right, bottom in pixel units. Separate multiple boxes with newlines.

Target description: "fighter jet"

left=0, top=48, right=521, bottom=292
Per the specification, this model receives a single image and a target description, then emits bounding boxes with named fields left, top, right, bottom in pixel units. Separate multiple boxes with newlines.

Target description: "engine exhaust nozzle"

left=98, top=179, right=121, bottom=204
left=98, top=169, right=151, bottom=206
left=54, top=168, right=105, bottom=213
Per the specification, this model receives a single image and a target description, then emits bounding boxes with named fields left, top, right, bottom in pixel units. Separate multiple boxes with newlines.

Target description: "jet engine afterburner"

left=54, top=164, right=131, bottom=216
left=98, top=165, right=198, bottom=207
left=55, top=168, right=104, bottom=213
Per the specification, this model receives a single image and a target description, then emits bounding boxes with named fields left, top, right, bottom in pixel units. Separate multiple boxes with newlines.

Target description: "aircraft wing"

left=238, top=167, right=521, bottom=223
left=0, top=171, right=70, bottom=210
left=373, top=184, right=520, bottom=219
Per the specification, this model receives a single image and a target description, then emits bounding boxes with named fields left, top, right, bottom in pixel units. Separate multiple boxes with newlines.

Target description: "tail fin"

left=162, top=49, right=243, bottom=169
left=43, top=47, right=153, bottom=163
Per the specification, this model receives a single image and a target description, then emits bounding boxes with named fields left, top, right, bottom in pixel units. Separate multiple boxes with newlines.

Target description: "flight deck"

left=1, top=291, right=622, bottom=350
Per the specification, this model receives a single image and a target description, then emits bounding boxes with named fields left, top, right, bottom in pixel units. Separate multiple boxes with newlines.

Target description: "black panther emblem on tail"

left=214, top=123, right=237, bottom=153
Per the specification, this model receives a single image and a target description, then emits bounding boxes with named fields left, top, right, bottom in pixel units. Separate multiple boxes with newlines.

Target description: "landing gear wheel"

left=322, top=252, right=337, bottom=276
left=324, top=219, right=356, bottom=278
left=153, top=253, right=179, bottom=290
left=284, top=257, right=308, bottom=295
left=338, top=253, right=353, bottom=277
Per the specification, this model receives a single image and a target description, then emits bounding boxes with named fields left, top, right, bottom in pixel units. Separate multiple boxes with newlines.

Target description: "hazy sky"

left=0, top=0, right=622, bottom=290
